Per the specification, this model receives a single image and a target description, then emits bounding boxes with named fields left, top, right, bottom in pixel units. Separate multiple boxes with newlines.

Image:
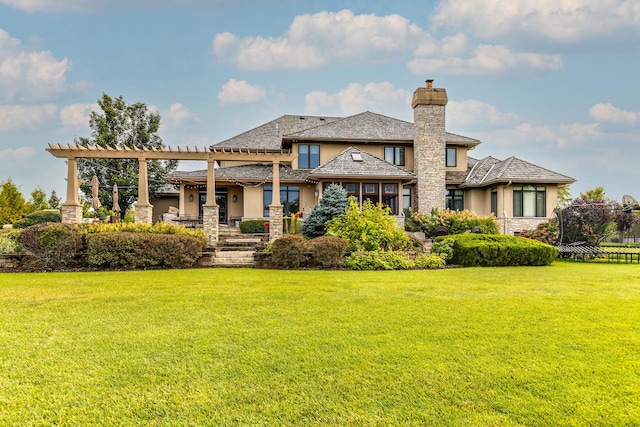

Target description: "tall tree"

left=0, top=178, right=26, bottom=225
left=26, top=188, right=49, bottom=213
left=580, top=186, right=606, bottom=202
left=76, top=94, right=178, bottom=216
left=48, top=190, right=61, bottom=210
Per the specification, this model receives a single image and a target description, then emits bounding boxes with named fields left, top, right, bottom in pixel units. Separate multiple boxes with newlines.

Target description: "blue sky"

left=1, top=0, right=639, bottom=202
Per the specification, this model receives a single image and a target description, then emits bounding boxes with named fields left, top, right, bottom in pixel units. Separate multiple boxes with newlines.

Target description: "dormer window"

left=384, top=146, right=405, bottom=166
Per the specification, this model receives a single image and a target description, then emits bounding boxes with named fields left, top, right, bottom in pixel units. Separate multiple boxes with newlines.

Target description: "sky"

left=1, top=0, right=639, bottom=202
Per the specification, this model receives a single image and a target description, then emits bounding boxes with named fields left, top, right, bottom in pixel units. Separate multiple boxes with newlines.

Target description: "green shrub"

left=414, top=253, right=446, bottom=269
left=302, top=184, right=349, bottom=238
left=81, top=221, right=208, bottom=246
left=327, top=199, right=408, bottom=251
left=411, top=209, right=499, bottom=237
left=520, top=220, right=559, bottom=245
left=431, top=237, right=454, bottom=262
left=240, top=219, right=268, bottom=234
left=86, top=232, right=206, bottom=269
left=0, top=232, right=17, bottom=254
left=443, top=234, right=558, bottom=267
left=345, top=250, right=413, bottom=270
left=12, top=209, right=61, bottom=229
left=18, top=223, right=83, bottom=270
left=270, top=234, right=309, bottom=269
left=308, top=236, right=349, bottom=268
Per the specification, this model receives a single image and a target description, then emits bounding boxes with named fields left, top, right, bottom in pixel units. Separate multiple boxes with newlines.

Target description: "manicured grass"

left=1, top=262, right=639, bottom=425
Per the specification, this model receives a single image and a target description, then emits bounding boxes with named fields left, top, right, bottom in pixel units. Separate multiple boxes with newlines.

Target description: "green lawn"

left=1, top=262, right=639, bottom=426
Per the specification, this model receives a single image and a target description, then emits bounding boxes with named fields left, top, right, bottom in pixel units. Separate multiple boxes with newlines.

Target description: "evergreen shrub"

left=308, top=236, right=348, bottom=268
left=271, top=234, right=309, bottom=269
left=86, top=232, right=206, bottom=269
left=13, top=209, right=62, bottom=229
left=302, top=184, right=349, bottom=238
left=18, top=223, right=83, bottom=270
left=240, top=220, right=267, bottom=234
left=443, top=234, right=558, bottom=267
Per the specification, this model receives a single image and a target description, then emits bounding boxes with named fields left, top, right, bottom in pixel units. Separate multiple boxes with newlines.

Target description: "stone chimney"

left=412, top=79, right=448, bottom=212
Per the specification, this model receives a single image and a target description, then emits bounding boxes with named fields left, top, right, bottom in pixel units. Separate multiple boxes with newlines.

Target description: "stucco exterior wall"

left=243, top=186, right=264, bottom=219
left=151, top=196, right=179, bottom=222
left=292, top=142, right=415, bottom=172
left=464, top=188, right=488, bottom=214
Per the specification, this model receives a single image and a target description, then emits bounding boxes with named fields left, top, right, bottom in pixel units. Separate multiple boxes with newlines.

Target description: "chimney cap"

left=426, top=79, right=434, bottom=89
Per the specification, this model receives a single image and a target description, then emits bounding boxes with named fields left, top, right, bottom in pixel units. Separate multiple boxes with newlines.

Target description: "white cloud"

left=447, top=100, right=519, bottom=127
left=0, top=146, right=36, bottom=159
left=59, top=103, right=98, bottom=128
left=432, top=0, right=640, bottom=47
left=213, top=9, right=424, bottom=70
left=0, top=104, right=58, bottom=131
left=163, top=103, right=199, bottom=129
left=589, top=103, right=640, bottom=125
left=305, top=82, right=412, bottom=116
left=0, top=29, right=71, bottom=101
left=217, top=79, right=266, bottom=105
left=409, top=43, right=563, bottom=75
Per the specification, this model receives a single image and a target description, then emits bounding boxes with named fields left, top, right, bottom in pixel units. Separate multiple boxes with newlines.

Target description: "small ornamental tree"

left=559, top=198, right=616, bottom=245
left=0, top=179, right=26, bottom=225
left=327, top=198, right=408, bottom=251
left=301, top=184, right=349, bottom=238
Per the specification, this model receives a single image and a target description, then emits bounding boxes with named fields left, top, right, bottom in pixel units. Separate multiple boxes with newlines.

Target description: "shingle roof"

left=308, top=146, right=415, bottom=180
left=211, top=111, right=481, bottom=150
left=461, top=156, right=575, bottom=188
left=212, top=115, right=342, bottom=151
left=168, top=163, right=309, bottom=183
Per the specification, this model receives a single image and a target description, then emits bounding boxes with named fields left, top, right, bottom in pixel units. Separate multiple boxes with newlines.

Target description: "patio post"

left=134, top=157, right=153, bottom=224
left=202, top=156, right=219, bottom=247
left=61, top=156, right=83, bottom=223
left=269, top=160, right=283, bottom=242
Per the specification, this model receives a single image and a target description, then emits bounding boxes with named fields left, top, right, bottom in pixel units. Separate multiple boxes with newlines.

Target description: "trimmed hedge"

left=270, top=234, right=308, bottom=269
left=442, top=234, right=558, bottom=267
left=308, top=236, right=348, bottom=268
left=13, top=209, right=62, bottom=229
left=18, top=223, right=83, bottom=270
left=240, top=219, right=267, bottom=234
left=86, top=232, right=206, bottom=269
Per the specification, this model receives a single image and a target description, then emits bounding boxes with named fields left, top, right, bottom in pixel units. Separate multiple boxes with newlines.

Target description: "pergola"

left=46, top=143, right=296, bottom=245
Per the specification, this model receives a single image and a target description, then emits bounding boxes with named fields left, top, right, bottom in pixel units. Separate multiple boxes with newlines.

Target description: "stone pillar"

left=269, top=205, right=283, bottom=242
left=134, top=158, right=153, bottom=224
left=61, top=156, right=82, bottom=223
left=412, top=79, right=448, bottom=213
left=202, top=205, right=219, bottom=247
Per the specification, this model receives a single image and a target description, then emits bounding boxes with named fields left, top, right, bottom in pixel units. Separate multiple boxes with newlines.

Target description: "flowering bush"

left=408, top=209, right=499, bottom=237
left=519, top=221, right=559, bottom=245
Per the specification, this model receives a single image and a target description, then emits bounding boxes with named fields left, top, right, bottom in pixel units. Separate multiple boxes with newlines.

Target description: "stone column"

left=412, top=79, right=448, bottom=213
left=202, top=157, right=219, bottom=246
left=134, top=157, right=153, bottom=224
left=61, top=157, right=82, bottom=223
left=269, top=161, right=283, bottom=241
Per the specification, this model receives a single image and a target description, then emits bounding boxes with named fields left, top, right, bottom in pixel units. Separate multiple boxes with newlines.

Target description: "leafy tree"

left=26, top=188, right=49, bottom=213
left=0, top=179, right=26, bottom=225
left=48, top=190, right=61, bottom=210
left=76, top=93, right=178, bottom=217
left=557, top=185, right=572, bottom=208
left=301, top=184, right=349, bottom=238
left=580, top=186, right=605, bottom=202
left=327, top=198, right=409, bottom=251
left=559, top=196, right=617, bottom=245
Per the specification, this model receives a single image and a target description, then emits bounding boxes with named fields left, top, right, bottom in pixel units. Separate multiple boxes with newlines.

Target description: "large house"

left=166, top=80, right=574, bottom=236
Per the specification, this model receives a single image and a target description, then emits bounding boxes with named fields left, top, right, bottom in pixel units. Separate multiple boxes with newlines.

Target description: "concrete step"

left=213, top=249, right=255, bottom=267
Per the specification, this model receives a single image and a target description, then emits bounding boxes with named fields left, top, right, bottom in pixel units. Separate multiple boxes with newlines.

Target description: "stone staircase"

left=212, top=229, right=268, bottom=267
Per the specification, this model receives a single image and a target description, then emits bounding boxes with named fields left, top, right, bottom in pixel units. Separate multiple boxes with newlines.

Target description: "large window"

left=382, top=183, right=399, bottom=215
left=446, top=147, right=457, bottom=167
left=263, top=185, right=300, bottom=216
left=384, top=146, right=405, bottom=166
left=362, top=183, right=379, bottom=206
left=513, top=185, right=546, bottom=217
left=343, top=182, right=360, bottom=202
left=298, top=144, right=320, bottom=169
left=446, top=189, right=464, bottom=211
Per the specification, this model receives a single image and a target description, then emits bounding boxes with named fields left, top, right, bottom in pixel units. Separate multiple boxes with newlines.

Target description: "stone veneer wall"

left=412, top=88, right=447, bottom=213
left=497, top=217, right=550, bottom=235
left=134, top=204, right=154, bottom=224
left=61, top=204, right=83, bottom=223
left=0, top=254, right=19, bottom=270
left=202, top=205, right=219, bottom=247
left=269, top=205, right=283, bottom=242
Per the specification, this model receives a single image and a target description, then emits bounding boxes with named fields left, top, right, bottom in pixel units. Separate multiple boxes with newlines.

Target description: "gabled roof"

left=211, top=111, right=481, bottom=150
left=167, top=163, right=310, bottom=184
left=461, top=156, right=575, bottom=188
left=308, top=146, right=415, bottom=180
left=212, top=115, right=341, bottom=151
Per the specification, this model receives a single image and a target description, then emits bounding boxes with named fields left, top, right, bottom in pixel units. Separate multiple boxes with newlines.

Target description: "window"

left=446, top=189, right=464, bottom=211
left=298, top=144, right=320, bottom=169
left=382, top=183, right=399, bottom=215
left=403, top=188, right=411, bottom=211
left=446, top=147, right=457, bottom=167
left=263, top=185, right=300, bottom=216
left=363, top=183, right=379, bottom=205
left=513, top=185, right=546, bottom=217
left=322, top=182, right=340, bottom=191
left=384, top=146, right=405, bottom=166
left=491, top=187, right=498, bottom=216
left=343, top=182, right=360, bottom=202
